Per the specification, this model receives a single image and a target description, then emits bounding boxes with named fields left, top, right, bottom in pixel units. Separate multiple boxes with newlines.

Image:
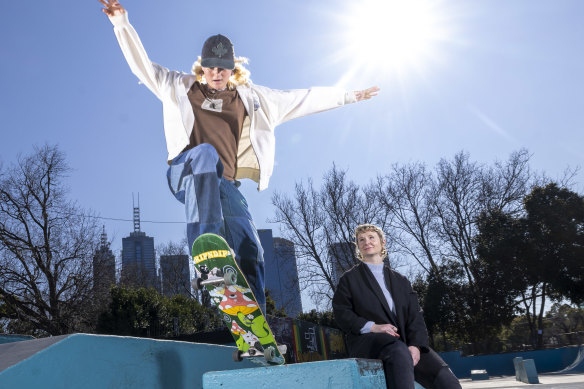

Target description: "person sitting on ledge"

left=333, top=224, right=461, bottom=389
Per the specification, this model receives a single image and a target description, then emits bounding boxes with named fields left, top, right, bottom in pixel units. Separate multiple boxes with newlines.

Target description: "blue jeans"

left=166, top=144, right=266, bottom=312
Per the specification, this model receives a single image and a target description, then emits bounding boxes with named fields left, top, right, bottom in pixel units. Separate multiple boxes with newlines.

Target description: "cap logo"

left=212, top=42, right=228, bottom=58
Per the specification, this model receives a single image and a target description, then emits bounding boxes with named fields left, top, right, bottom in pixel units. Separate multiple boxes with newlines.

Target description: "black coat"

left=332, top=262, right=430, bottom=358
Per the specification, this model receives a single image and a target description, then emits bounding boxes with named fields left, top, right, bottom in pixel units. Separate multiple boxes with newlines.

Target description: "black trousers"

left=377, top=340, right=461, bottom=389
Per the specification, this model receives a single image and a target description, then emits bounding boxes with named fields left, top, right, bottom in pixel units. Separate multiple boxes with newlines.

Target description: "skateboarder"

left=332, top=224, right=461, bottom=388
left=99, top=0, right=379, bottom=314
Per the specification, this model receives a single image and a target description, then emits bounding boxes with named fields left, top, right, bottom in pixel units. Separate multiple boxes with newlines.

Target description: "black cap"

left=201, top=34, right=235, bottom=70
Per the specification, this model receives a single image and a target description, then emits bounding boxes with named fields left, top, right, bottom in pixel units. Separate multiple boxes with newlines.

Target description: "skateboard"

left=192, top=233, right=286, bottom=365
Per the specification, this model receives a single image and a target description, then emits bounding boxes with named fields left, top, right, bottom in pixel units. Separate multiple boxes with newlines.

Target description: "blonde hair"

left=191, top=56, right=251, bottom=89
left=354, top=224, right=388, bottom=260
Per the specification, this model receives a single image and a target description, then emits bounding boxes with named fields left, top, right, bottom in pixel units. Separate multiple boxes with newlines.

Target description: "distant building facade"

left=258, top=229, right=303, bottom=317
left=328, top=242, right=357, bottom=286
left=93, top=226, right=116, bottom=297
left=160, top=254, right=190, bottom=297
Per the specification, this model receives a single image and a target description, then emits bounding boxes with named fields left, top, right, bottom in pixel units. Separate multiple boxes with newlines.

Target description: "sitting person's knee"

left=378, top=340, right=411, bottom=361
left=433, top=366, right=461, bottom=389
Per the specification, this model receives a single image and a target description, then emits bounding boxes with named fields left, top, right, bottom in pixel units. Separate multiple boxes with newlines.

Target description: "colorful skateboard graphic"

left=192, top=233, right=286, bottom=365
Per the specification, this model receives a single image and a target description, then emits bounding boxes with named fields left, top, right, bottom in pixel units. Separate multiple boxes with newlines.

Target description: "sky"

left=1, top=1, right=583, bottom=297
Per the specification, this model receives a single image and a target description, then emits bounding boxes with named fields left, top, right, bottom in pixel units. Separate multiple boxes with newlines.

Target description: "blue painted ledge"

left=203, top=358, right=386, bottom=389
left=0, top=333, right=256, bottom=389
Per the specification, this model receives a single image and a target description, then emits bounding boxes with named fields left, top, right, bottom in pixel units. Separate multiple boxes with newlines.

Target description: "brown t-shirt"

left=186, top=82, right=246, bottom=181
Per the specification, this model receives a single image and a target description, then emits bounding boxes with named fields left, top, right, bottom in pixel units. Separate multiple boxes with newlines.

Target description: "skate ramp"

left=0, top=333, right=255, bottom=389
left=0, top=334, right=69, bottom=372
left=550, top=345, right=584, bottom=374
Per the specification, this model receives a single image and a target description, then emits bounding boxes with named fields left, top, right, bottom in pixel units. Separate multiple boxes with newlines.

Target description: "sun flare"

left=330, top=0, right=455, bottom=84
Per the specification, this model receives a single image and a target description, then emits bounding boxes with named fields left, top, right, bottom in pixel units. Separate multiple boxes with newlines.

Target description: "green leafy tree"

left=414, top=266, right=465, bottom=351
left=522, top=184, right=584, bottom=347
left=166, top=293, right=223, bottom=334
left=474, top=183, right=584, bottom=348
left=298, top=309, right=339, bottom=329
left=523, top=184, right=584, bottom=305
left=96, top=286, right=222, bottom=338
left=546, top=303, right=584, bottom=345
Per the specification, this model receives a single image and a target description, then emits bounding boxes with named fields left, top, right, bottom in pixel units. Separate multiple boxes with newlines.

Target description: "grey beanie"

left=201, top=34, right=235, bottom=70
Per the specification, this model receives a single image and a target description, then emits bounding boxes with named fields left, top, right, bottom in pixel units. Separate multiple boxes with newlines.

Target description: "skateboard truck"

left=232, top=344, right=288, bottom=363
left=193, top=269, right=237, bottom=290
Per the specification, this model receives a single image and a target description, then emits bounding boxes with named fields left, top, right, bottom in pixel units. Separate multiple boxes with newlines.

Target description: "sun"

left=328, top=0, right=455, bottom=84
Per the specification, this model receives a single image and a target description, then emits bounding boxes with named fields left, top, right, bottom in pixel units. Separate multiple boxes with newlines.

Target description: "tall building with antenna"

left=120, top=194, right=159, bottom=291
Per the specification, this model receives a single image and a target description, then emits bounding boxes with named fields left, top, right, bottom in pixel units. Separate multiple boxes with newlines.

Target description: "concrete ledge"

left=513, top=357, right=523, bottom=381
left=514, top=356, right=539, bottom=384
left=203, top=358, right=386, bottom=389
left=522, top=359, right=540, bottom=384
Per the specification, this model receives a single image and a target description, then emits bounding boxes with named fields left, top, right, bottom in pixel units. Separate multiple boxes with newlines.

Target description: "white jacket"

left=109, top=13, right=356, bottom=190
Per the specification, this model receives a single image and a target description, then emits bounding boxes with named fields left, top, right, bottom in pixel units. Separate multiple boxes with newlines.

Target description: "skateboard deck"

left=192, top=233, right=286, bottom=365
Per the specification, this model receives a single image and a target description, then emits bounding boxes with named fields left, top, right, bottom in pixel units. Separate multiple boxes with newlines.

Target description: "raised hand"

left=98, top=0, right=126, bottom=17
left=355, top=86, right=380, bottom=102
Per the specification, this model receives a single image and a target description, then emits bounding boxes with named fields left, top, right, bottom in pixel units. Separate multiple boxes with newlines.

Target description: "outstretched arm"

left=256, top=84, right=380, bottom=127
left=97, top=0, right=174, bottom=100
left=354, top=86, right=380, bottom=102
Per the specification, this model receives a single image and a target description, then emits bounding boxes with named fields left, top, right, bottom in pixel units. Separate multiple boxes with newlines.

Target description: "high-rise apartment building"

left=258, top=229, right=303, bottom=317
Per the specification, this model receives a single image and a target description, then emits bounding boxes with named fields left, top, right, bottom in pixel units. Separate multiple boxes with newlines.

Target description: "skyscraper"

left=120, top=196, right=159, bottom=290
left=160, top=254, right=190, bottom=297
left=258, top=229, right=303, bottom=317
left=93, top=226, right=116, bottom=297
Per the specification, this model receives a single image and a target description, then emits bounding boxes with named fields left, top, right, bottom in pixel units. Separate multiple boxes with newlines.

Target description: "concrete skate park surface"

left=1, top=333, right=583, bottom=388
left=441, top=345, right=583, bottom=378
left=460, top=373, right=584, bottom=388
left=460, top=345, right=584, bottom=389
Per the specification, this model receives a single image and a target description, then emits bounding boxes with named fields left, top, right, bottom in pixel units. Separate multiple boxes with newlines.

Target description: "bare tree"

left=374, top=162, right=439, bottom=275
left=271, top=179, right=330, bottom=308
left=271, top=165, right=391, bottom=308
left=0, top=145, right=100, bottom=335
left=432, top=150, right=531, bottom=287
left=432, top=152, right=486, bottom=286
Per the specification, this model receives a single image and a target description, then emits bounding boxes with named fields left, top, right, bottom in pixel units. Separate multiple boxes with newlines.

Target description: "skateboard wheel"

left=264, top=346, right=275, bottom=362
left=224, top=270, right=237, bottom=286
left=193, top=277, right=204, bottom=290
left=232, top=349, right=243, bottom=362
